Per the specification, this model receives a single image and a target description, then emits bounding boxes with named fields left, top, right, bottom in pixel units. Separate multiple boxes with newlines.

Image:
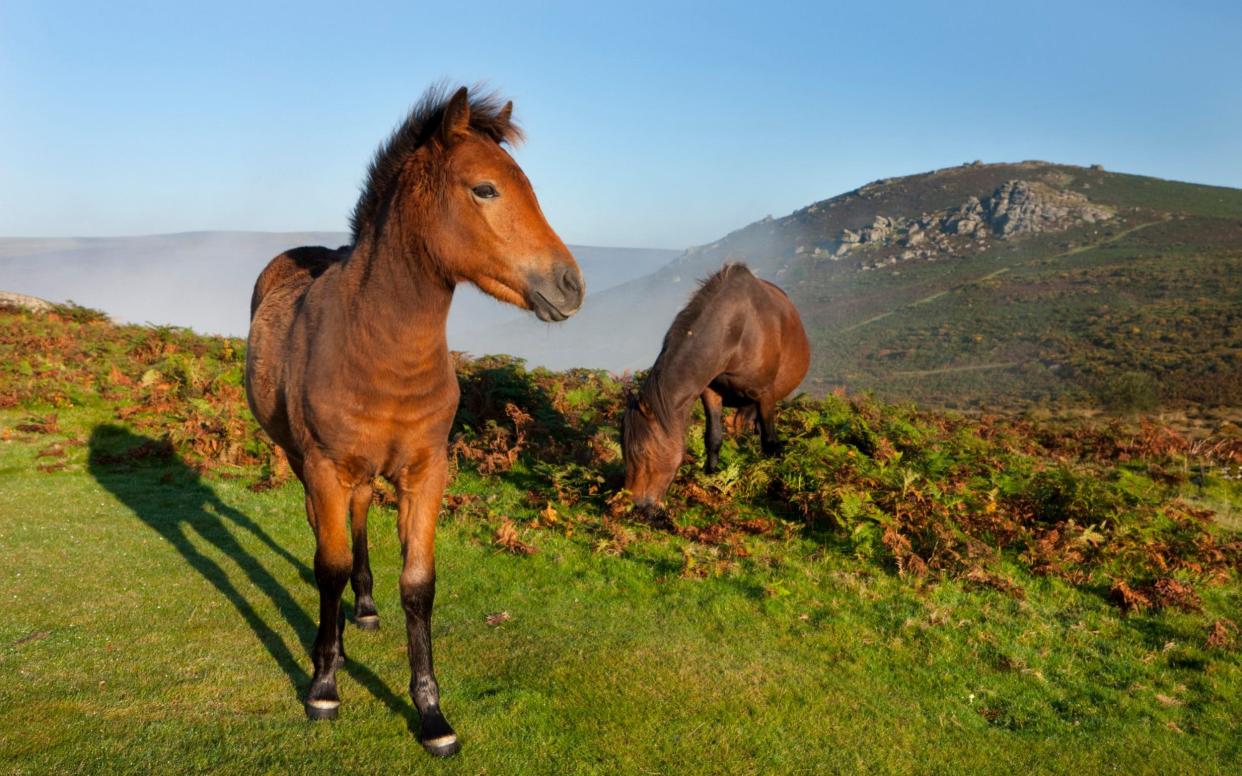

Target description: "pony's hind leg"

left=756, top=394, right=783, bottom=456
left=349, top=482, right=380, bottom=630
left=396, top=451, right=459, bottom=757
left=303, top=457, right=353, bottom=720
left=701, top=388, right=724, bottom=474
left=728, top=405, right=757, bottom=436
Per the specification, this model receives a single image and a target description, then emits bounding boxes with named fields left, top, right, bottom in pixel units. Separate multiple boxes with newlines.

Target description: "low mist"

left=0, top=233, right=678, bottom=363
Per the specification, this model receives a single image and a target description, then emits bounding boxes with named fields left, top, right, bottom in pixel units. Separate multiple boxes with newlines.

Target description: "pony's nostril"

left=558, top=266, right=582, bottom=298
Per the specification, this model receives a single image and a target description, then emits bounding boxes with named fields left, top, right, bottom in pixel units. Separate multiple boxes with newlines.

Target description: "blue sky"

left=1, top=1, right=1238, bottom=248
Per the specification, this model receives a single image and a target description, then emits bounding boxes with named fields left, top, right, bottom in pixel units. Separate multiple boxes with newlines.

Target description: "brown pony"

left=245, top=85, right=583, bottom=756
left=622, top=263, right=808, bottom=518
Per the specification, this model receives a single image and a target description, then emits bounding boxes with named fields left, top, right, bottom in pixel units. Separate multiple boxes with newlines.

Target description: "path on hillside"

left=840, top=216, right=1169, bottom=335
left=892, top=361, right=1020, bottom=377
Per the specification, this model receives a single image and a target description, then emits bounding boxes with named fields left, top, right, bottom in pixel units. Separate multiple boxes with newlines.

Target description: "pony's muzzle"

left=527, top=262, right=585, bottom=322
left=631, top=498, right=670, bottom=527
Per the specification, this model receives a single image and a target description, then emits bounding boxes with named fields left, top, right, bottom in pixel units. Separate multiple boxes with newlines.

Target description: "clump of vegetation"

left=0, top=307, right=266, bottom=472
left=4, top=306, right=1236, bottom=618
left=49, top=300, right=111, bottom=325
left=1096, top=370, right=1160, bottom=413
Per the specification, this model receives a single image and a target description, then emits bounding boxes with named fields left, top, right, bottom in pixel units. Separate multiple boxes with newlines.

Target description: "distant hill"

left=0, top=232, right=678, bottom=345
left=459, top=162, right=1242, bottom=410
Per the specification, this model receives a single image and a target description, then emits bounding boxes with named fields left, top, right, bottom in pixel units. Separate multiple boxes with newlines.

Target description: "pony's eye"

left=471, top=183, right=499, bottom=199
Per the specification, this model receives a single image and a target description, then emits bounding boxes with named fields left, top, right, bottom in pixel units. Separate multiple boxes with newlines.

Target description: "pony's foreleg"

left=303, top=457, right=353, bottom=720
left=349, top=482, right=380, bottom=630
left=756, top=394, right=783, bottom=456
left=396, top=452, right=459, bottom=757
left=701, top=388, right=724, bottom=474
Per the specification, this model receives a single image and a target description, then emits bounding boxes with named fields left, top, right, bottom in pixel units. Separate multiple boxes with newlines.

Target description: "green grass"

left=1, top=405, right=1240, bottom=774
left=1070, top=171, right=1242, bottom=220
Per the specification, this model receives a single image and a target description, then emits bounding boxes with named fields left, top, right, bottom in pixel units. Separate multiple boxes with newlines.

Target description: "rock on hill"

left=826, top=178, right=1115, bottom=268
left=0, top=291, right=54, bottom=314
left=461, top=161, right=1242, bottom=411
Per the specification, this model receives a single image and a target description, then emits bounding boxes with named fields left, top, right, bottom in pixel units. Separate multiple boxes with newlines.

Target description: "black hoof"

left=305, top=699, right=340, bottom=721
left=418, top=708, right=460, bottom=757
left=421, top=733, right=461, bottom=757
left=356, top=614, right=380, bottom=631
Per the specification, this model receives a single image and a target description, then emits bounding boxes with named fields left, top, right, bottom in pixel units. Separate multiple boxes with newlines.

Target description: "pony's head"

left=621, top=390, right=683, bottom=519
left=352, top=85, right=584, bottom=321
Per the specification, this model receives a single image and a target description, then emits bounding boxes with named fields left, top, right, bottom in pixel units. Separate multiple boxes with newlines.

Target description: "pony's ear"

left=497, top=100, right=513, bottom=127
left=440, top=86, right=471, bottom=144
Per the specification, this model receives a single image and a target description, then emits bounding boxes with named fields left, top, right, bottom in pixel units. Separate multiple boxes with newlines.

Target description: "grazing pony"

left=245, top=85, right=583, bottom=756
left=622, top=263, right=808, bottom=518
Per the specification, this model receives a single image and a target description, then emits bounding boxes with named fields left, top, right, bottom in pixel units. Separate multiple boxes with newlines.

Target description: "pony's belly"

left=709, top=375, right=760, bottom=407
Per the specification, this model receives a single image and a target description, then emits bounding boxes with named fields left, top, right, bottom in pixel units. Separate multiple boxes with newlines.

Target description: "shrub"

left=1096, top=371, right=1159, bottom=413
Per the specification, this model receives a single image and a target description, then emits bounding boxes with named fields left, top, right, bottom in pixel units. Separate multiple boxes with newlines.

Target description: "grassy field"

left=1, top=308, right=1240, bottom=773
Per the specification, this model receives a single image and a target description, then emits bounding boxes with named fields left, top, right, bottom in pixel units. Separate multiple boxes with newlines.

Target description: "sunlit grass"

left=1, top=406, right=1240, bottom=774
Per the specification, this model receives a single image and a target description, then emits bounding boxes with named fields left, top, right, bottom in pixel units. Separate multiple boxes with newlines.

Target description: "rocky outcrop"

left=944, top=196, right=986, bottom=235
left=830, top=179, right=1113, bottom=269
left=861, top=215, right=895, bottom=243
left=983, top=180, right=1112, bottom=237
left=0, top=291, right=55, bottom=313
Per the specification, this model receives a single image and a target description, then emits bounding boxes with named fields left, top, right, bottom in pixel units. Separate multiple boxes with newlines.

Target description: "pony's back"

left=249, top=245, right=349, bottom=319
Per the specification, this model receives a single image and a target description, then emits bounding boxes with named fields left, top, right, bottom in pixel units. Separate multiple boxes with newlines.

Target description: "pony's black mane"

left=630, top=263, right=755, bottom=436
left=657, top=263, right=753, bottom=356
left=349, top=84, right=523, bottom=243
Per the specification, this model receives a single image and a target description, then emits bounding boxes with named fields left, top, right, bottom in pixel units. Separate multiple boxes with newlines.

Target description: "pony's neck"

left=341, top=222, right=455, bottom=358
left=639, top=367, right=696, bottom=436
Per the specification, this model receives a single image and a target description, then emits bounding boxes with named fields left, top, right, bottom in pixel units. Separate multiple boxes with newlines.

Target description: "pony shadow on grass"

left=87, top=425, right=414, bottom=726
